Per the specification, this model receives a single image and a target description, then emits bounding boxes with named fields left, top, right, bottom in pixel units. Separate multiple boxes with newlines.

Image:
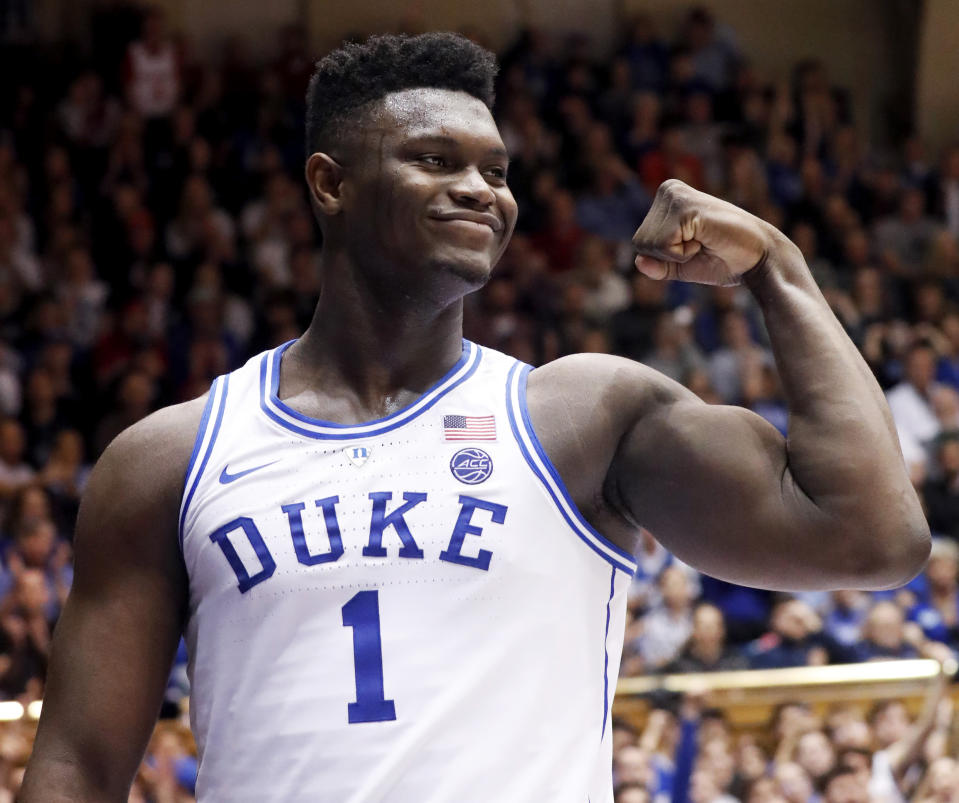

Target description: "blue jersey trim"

left=505, top=362, right=637, bottom=575
left=602, top=566, right=615, bottom=740
left=179, top=375, right=229, bottom=549
left=258, top=340, right=482, bottom=440
left=180, top=382, right=219, bottom=504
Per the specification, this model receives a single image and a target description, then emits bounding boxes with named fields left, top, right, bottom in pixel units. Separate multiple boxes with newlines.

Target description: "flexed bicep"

left=607, top=398, right=843, bottom=589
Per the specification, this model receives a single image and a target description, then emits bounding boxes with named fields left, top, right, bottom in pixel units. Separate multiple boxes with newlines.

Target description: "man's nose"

left=450, top=166, right=495, bottom=207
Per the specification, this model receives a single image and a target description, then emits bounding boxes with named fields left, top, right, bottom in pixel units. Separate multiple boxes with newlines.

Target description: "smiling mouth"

left=430, top=217, right=497, bottom=236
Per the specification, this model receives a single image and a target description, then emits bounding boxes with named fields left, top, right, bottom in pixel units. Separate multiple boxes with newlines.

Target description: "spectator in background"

left=913, top=756, right=959, bottom=803
left=747, top=598, right=828, bottom=669
left=613, top=782, right=648, bottom=803
left=678, top=90, right=725, bottom=193
left=135, top=726, right=197, bottom=803
left=638, top=122, right=704, bottom=194
left=823, top=590, right=870, bottom=650
left=574, top=237, right=631, bottom=325
left=682, top=7, right=740, bottom=92
left=743, top=362, right=788, bottom=435
left=0, top=339, right=21, bottom=418
left=708, top=309, right=770, bottom=404
left=0, top=570, right=51, bottom=699
left=612, top=744, right=656, bottom=792
left=634, top=565, right=695, bottom=672
left=868, top=671, right=952, bottom=802
left=0, top=420, right=33, bottom=509
left=57, top=71, right=122, bottom=156
left=767, top=135, right=804, bottom=210
left=928, top=145, right=959, bottom=240
left=851, top=600, right=954, bottom=663
left=20, top=368, right=74, bottom=469
left=821, top=766, right=868, bottom=803
left=772, top=761, right=816, bottom=803
left=164, top=175, right=235, bottom=266
left=666, top=602, right=747, bottom=673
left=619, top=15, right=667, bottom=91
left=3, top=515, right=71, bottom=617
left=575, top=155, right=652, bottom=244
left=0, top=213, right=40, bottom=303
left=609, top=274, right=667, bottom=361
left=873, top=187, right=943, bottom=278
left=623, top=92, right=661, bottom=167
left=886, top=341, right=944, bottom=480
left=38, top=429, right=88, bottom=534
left=56, top=246, right=108, bottom=349
left=123, top=7, right=180, bottom=125
left=530, top=189, right=586, bottom=273
left=641, top=310, right=706, bottom=385
left=93, top=369, right=156, bottom=455
left=907, top=538, right=959, bottom=648
left=793, top=730, right=836, bottom=789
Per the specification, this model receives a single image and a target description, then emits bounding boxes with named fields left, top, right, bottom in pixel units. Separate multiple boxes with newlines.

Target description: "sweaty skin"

left=21, top=88, right=929, bottom=801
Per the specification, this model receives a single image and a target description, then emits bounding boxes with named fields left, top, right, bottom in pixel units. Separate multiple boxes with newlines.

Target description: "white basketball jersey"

left=180, top=340, right=638, bottom=802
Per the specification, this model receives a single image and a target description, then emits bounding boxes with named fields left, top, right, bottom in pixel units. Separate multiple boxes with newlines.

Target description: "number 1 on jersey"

left=341, top=590, right=397, bottom=724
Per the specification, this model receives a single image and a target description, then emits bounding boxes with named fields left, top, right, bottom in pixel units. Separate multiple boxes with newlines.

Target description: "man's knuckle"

left=658, top=178, right=685, bottom=198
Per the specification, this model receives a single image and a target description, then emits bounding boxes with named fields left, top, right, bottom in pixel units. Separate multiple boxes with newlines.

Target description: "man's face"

left=795, top=731, right=835, bottom=780
left=873, top=702, right=909, bottom=746
left=906, top=346, right=936, bottom=391
left=659, top=567, right=690, bottom=609
left=866, top=603, right=903, bottom=648
left=823, top=773, right=869, bottom=803
left=691, top=605, right=724, bottom=648
left=330, top=88, right=517, bottom=300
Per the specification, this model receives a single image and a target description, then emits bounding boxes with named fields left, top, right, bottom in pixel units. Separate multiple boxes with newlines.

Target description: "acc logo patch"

left=449, top=448, right=493, bottom=485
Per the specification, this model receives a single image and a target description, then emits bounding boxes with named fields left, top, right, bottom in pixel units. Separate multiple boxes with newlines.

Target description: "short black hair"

left=818, top=764, right=860, bottom=794
left=305, top=32, right=498, bottom=156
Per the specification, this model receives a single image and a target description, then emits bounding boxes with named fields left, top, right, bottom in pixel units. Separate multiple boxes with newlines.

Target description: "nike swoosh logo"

left=219, top=460, right=279, bottom=484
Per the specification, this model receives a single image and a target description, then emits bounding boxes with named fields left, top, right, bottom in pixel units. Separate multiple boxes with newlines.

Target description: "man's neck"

left=284, top=255, right=467, bottom=421
left=691, top=642, right=722, bottom=663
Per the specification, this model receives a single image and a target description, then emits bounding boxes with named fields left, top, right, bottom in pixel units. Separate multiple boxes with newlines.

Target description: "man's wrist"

left=741, top=228, right=811, bottom=299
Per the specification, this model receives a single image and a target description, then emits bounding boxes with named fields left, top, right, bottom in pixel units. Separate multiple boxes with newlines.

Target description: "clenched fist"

left=632, top=179, right=776, bottom=286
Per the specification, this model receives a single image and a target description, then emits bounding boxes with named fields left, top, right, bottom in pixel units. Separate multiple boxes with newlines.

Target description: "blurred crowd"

left=611, top=675, right=958, bottom=803
left=1, top=2, right=959, bottom=800
left=618, top=532, right=959, bottom=802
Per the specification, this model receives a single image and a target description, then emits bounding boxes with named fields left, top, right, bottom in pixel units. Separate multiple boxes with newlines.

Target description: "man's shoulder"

left=528, top=353, right=691, bottom=431
left=94, top=394, right=211, bottom=508
left=69, top=394, right=211, bottom=567
left=530, top=352, right=664, bottom=399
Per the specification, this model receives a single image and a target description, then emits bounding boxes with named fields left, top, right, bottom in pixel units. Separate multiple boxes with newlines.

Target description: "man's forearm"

left=744, top=230, right=928, bottom=581
left=20, top=757, right=124, bottom=803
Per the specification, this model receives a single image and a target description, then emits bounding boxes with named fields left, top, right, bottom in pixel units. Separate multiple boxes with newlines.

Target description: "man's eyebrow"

left=404, top=134, right=509, bottom=159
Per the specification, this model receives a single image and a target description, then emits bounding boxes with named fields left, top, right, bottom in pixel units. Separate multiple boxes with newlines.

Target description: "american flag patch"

left=443, top=414, right=496, bottom=441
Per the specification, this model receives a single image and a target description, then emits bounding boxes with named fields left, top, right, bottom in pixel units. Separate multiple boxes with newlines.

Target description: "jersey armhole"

left=505, top=362, right=637, bottom=576
left=178, top=375, right=230, bottom=551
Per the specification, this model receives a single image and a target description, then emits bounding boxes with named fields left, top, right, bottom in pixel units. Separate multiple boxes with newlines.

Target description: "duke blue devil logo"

left=450, top=448, right=493, bottom=485
left=344, top=446, right=371, bottom=467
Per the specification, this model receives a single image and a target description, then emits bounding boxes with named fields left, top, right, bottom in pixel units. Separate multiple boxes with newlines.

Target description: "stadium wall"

left=916, top=0, right=959, bottom=155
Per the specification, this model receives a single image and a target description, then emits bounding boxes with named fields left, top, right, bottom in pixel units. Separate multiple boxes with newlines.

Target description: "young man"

left=22, top=33, right=928, bottom=802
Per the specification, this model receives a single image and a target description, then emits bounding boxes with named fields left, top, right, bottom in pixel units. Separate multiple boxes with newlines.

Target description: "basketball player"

left=22, top=33, right=928, bottom=802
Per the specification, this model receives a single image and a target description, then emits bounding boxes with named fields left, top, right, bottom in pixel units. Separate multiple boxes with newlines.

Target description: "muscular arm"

left=20, top=399, right=205, bottom=802
left=530, top=181, right=928, bottom=590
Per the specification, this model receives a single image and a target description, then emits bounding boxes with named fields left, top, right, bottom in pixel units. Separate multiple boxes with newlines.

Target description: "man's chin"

left=430, top=254, right=494, bottom=289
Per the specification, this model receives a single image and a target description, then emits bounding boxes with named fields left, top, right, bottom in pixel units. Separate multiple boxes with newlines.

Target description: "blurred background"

left=3, top=1, right=959, bottom=801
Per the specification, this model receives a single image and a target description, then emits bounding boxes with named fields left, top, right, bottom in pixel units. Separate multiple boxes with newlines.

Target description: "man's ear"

left=305, top=152, right=346, bottom=215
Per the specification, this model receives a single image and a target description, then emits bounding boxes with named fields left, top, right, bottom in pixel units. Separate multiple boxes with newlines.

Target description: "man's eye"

left=419, top=155, right=445, bottom=166
left=487, top=167, right=508, bottom=180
